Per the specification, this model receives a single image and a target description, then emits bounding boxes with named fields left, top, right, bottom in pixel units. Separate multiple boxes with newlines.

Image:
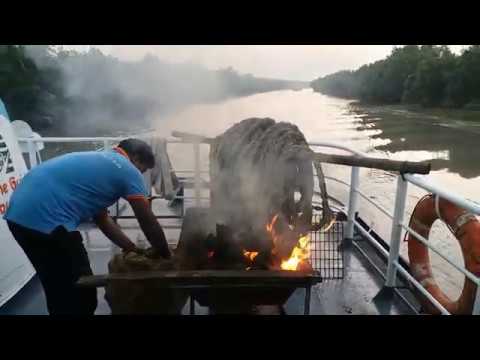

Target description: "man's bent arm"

left=128, top=197, right=171, bottom=259
left=93, top=210, right=137, bottom=252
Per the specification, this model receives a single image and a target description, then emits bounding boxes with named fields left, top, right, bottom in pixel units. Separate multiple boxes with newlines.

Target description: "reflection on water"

left=349, top=105, right=480, bottom=179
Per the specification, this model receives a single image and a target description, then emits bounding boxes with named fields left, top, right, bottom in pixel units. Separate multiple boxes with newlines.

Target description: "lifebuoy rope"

left=403, top=194, right=432, bottom=242
left=404, top=193, right=476, bottom=242
left=434, top=194, right=457, bottom=235
left=434, top=194, right=442, bottom=222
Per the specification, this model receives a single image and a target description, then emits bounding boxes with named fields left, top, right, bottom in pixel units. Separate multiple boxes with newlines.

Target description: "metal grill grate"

left=309, top=213, right=345, bottom=280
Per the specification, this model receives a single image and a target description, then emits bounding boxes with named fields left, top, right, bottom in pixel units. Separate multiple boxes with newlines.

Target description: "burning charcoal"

left=250, top=251, right=274, bottom=270
left=266, top=213, right=303, bottom=262
left=210, top=224, right=244, bottom=268
left=297, top=260, right=314, bottom=273
left=275, top=229, right=302, bottom=260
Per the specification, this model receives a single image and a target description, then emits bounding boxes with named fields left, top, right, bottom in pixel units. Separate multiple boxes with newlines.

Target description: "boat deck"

left=0, top=231, right=416, bottom=315
left=0, top=191, right=418, bottom=315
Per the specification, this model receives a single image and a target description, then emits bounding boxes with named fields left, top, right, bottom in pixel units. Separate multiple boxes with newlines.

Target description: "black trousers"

left=7, top=221, right=97, bottom=315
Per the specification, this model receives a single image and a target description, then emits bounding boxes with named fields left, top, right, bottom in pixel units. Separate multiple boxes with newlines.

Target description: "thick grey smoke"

left=24, top=46, right=306, bottom=136
left=211, top=118, right=319, bottom=232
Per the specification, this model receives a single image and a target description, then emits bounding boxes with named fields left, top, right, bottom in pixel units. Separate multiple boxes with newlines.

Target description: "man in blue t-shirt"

left=4, top=138, right=170, bottom=315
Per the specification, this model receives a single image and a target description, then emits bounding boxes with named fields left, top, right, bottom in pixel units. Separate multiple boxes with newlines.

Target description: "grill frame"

left=78, top=269, right=322, bottom=314
left=309, top=212, right=345, bottom=280
left=77, top=211, right=348, bottom=314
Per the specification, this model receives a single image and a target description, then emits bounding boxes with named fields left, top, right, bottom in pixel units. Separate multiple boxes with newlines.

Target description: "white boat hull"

left=0, top=114, right=35, bottom=307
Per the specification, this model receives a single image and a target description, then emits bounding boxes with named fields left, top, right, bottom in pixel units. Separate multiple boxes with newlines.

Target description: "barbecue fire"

left=280, top=234, right=310, bottom=271
left=266, top=214, right=281, bottom=252
left=318, top=216, right=337, bottom=233
left=243, top=250, right=259, bottom=261
left=266, top=213, right=312, bottom=271
left=266, top=214, right=280, bottom=234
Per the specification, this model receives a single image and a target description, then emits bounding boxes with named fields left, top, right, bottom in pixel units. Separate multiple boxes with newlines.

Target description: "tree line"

left=311, top=45, right=480, bottom=109
left=0, top=45, right=307, bottom=134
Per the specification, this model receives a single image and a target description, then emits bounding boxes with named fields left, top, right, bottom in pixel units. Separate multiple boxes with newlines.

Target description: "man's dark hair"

left=117, top=138, right=155, bottom=169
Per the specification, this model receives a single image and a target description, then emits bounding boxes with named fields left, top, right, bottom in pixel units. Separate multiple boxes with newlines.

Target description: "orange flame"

left=243, top=250, right=259, bottom=261
left=266, top=214, right=281, bottom=250
left=323, top=220, right=335, bottom=233
left=320, top=216, right=337, bottom=233
left=280, top=234, right=311, bottom=271
left=266, top=213, right=312, bottom=271
left=266, top=214, right=279, bottom=233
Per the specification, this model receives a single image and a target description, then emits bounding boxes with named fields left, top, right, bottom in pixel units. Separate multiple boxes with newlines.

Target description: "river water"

left=150, top=88, right=480, bottom=299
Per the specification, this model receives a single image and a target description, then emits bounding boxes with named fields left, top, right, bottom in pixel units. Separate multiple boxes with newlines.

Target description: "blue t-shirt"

left=4, top=149, right=147, bottom=234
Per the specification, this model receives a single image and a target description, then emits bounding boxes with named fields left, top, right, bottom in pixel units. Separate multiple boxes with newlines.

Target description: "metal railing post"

left=385, top=175, right=408, bottom=287
left=473, top=288, right=480, bottom=315
left=27, top=139, right=37, bottom=169
left=193, top=141, right=201, bottom=207
left=346, top=167, right=360, bottom=240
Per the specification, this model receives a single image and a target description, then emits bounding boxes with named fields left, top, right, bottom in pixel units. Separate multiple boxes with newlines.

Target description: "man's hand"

left=128, top=197, right=171, bottom=259
left=93, top=210, right=138, bottom=252
left=122, top=245, right=144, bottom=254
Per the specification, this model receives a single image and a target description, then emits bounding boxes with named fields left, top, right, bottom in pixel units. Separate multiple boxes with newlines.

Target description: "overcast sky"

left=66, top=45, right=470, bottom=81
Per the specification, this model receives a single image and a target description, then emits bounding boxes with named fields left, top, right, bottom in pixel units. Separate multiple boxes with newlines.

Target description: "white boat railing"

left=309, top=141, right=480, bottom=316
left=18, top=136, right=480, bottom=315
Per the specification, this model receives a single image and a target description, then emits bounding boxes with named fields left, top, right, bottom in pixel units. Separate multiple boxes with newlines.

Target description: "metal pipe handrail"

left=356, top=221, right=451, bottom=315
left=18, top=136, right=186, bottom=144
left=357, top=216, right=451, bottom=314
left=405, top=174, right=480, bottom=216
left=393, top=261, right=450, bottom=315
left=308, top=141, right=365, bottom=157
left=18, top=138, right=366, bottom=153
left=175, top=170, right=209, bottom=174
left=323, top=176, right=351, bottom=188
left=400, top=223, right=480, bottom=286
left=355, top=189, right=394, bottom=220
left=353, top=219, right=389, bottom=258
left=323, top=174, right=394, bottom=220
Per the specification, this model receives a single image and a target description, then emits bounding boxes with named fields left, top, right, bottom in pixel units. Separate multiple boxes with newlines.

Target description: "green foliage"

left=311, top=45, right=480, bottom=109
left=0, top=45, right=307, bottom=133
left=0, top=45, right=63, bottom=126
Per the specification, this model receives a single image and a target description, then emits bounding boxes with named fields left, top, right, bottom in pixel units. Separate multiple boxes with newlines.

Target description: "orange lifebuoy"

left=407, top=194, right=480, bottom=314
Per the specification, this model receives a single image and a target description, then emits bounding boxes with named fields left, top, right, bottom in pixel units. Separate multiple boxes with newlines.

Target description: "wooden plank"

left=77, top=270, right=322, bottom=288
left=313, top=152, right=431, bottom=174
left=171, top=131, right=214, bottom=144
left=171, top=130, right=430, bottom=174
